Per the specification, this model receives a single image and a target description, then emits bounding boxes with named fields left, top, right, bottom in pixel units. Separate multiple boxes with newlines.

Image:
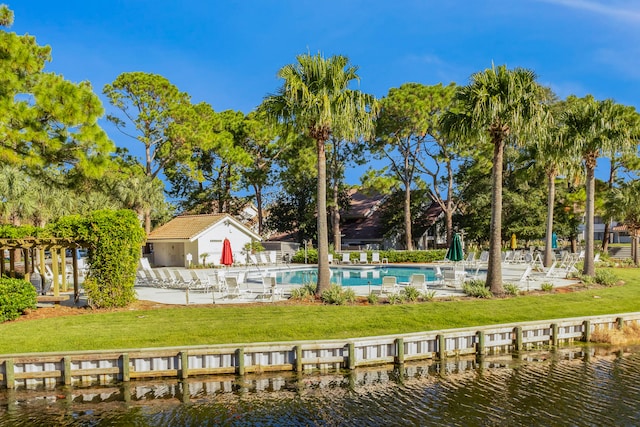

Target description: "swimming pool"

left=275, top=265, right=442, bottom=287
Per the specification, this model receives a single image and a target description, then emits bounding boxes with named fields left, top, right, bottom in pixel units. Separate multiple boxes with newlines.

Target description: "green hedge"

left=0, top=278, right=37, bottom=322
left=292, top=249, right=448, bottom=264
left=49, top=209, right=146, bottom=308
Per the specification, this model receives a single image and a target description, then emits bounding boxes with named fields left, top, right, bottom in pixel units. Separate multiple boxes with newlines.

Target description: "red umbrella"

left=220, top=238, right=234, bottom=266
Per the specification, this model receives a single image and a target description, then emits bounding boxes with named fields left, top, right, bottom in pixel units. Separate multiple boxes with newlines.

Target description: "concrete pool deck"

left=131, top=263, right=580, bottom=305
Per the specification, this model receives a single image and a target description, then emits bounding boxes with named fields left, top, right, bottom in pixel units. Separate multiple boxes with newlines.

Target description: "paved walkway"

left=132, top=263, right=580, bottom=306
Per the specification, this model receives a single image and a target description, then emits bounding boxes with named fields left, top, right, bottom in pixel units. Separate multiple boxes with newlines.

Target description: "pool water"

left=276, top=266, right=441, bottom=287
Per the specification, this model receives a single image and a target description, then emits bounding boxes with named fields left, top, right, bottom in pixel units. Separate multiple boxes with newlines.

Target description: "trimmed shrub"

left=291, top=249, right=448, bottom=264
left=387, top=293, right=404, bottom=305
left=463, top=280, right=493, bottom=298
left=51, top=210, right=145, bottom=308
left=422, top=290, right=437, bottom=301
left=367, top=292, right=379, bottom=305
left=503, top=283, right=520, bottom=296
left=595, top=270, right=618, bottom=287
left=321, top=284, right=356, bottom=305
left=0, top=278, right=37, bottom=322
left=290, top=283, right=316, bottom=301
left=402, top=286, right=420, bottom=302
left=541, top=282, right=554, bottom=292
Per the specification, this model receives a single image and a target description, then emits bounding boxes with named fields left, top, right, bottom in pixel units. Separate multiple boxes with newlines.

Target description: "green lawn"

left=1, top=268, right=638, bottom=354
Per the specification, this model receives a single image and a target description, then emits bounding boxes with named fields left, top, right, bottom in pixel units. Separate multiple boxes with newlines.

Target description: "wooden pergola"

left=0, top=237, right=86, bottom=304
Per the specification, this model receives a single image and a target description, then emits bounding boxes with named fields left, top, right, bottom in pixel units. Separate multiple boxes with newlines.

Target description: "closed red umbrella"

left=220, top=238, right=234, bottom=266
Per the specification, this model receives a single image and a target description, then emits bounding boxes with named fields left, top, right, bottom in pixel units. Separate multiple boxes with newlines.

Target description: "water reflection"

left=2, top=346, right=640, bottom=426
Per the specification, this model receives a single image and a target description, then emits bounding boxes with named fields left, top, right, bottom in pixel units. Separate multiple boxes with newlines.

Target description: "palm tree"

left=262, top=53, right=378, bottom=294
left=533, top=100, right=582, bottom=267
left=563, top=96, right=638, bottom=276
left=441, top=65, right=548, bottom=293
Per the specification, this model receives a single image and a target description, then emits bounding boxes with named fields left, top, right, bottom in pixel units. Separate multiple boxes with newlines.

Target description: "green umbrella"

left=446, top=233, right=464, bottom=262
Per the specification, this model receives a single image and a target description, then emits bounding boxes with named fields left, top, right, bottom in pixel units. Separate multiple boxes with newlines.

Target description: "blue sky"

left=9, top=0, right=640, bottom=184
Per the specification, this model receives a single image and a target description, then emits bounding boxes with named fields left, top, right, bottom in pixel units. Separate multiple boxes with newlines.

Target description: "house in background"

left=146, top=214, right=261, bottom=267
left=340, top=190, right=388, bottom=250
left=339, top=189, right=446, bottom=250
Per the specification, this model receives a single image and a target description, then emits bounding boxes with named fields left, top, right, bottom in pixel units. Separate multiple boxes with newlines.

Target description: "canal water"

left=1, top=345, right=640, bottom=426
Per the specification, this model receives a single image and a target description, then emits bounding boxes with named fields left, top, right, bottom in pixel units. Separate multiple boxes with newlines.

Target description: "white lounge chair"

left=359, top=252, right=368, bottom=264
left=379, top=276, right=398, bottom=295
left=177, top=269, right=197, bottom=288
left=464, top=251, right=476, bottom=267
left=371, top=252, right=381, bottom=264
left=269, top=251, right=277, bottom=265
left=517, top=266, right=535, bottom=291
left=224, top=276, right=249, bottom=299
left=443, top=269, right=465, bottom=288
left=407, top=273, right=427, bottom=291
left=259, top=253, right=270, bottom=265
left=328, top=254, right=334, bottom=264
left=261, top=275, right=281, bottom=301
left=341, top=253, right=351, bottom=264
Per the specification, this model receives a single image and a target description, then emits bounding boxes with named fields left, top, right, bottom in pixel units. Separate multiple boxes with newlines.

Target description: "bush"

left=290, top=283, right=316, bottom=301
left=367, top=292, right=379, bottom=305
left=387, top=293, right=404, bottom=305
left=291, top=249, right=447, bottom=264
left=53, top=210, right=146, bottom=308
left=0, top=278, right=37, bottom=322
left=578, top=274, right=596, bottom=285
left=422, top=290, right=437, bottom=301
left=540, top=282, right=554, bottom=292
left=402, top=286, right=420, bottom=302
left=595, top=270, right=618, bottom=287
left=321, top=284, right=356, bottom=305
left=503, top=283, right=520, bottom=296
left=462, top=280, right=493, bottom=298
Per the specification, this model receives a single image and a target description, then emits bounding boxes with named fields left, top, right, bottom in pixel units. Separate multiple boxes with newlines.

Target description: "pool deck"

left=129, top=262, right=580, bottom=306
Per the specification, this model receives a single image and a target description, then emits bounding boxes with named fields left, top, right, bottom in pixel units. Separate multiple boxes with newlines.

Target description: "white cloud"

left=537, top=0, right=640, bottom=22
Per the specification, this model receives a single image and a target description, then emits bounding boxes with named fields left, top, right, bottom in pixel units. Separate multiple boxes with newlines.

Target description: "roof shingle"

left=148, top=214, right=228, bottom=240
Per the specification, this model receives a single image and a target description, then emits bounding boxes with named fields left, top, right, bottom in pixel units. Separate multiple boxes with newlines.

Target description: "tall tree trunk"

left=404, top=185, right=413, bottom=250
left=144, top=207, right=151, bottom=236
left=486, top=137, right=504, bottom=294
left=445, top=161, right=454, bottom=247
left=254, top=183, right=263, bottom=235
left=601, top=162, right=616, bottom=252
left=316, top=139, right=331, bottom=294
left=583, top=158, right=596, bottom=276
left=543, top=169, right=557, bottom=268
left=331, top=178, right=341, bottom=251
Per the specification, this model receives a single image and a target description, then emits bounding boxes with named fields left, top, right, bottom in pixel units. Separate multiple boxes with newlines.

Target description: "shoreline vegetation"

left=0, top=268, right=638, bottom=354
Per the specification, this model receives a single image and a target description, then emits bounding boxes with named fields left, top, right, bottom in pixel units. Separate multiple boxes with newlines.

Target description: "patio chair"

left=261, top=275, right=281, bottom=301
left=359, top=252, right=368, bottom=264
left=517, top=266, right=535, bottom=291
left=225, top=276, right=249, bottom=299
left=379, top=276, right=398, bottom=296
left=371, top=252, right=380, bottom=264
left=407, top=273, right=427, bottom=291
left=341, top=253, right=351, bottom=264
left=177, top=269, right=197, bottom=288
left=190, top=270, right=212, bottom=293
left=474, top=251, right=489, bottom=266
left=443, top=269, right=465, bottom=288
left=268, top=251, right=277, bottom=265
left=328, top=253, right=334, bottom=264
left=463, top=251, right=476, bottom=267
left=259, top=253, right=270, bottom=265
left=433, top=266, right=444, bottom=286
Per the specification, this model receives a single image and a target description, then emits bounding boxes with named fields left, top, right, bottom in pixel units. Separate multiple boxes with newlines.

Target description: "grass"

left=0, top=268, right=638, bottom=354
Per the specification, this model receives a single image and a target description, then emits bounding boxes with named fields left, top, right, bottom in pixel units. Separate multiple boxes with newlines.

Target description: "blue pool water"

left=276, top=266, right=442, bottom=287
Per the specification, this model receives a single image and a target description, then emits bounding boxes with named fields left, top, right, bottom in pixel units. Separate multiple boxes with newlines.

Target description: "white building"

left=146, top=214, right=262, bottom=267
